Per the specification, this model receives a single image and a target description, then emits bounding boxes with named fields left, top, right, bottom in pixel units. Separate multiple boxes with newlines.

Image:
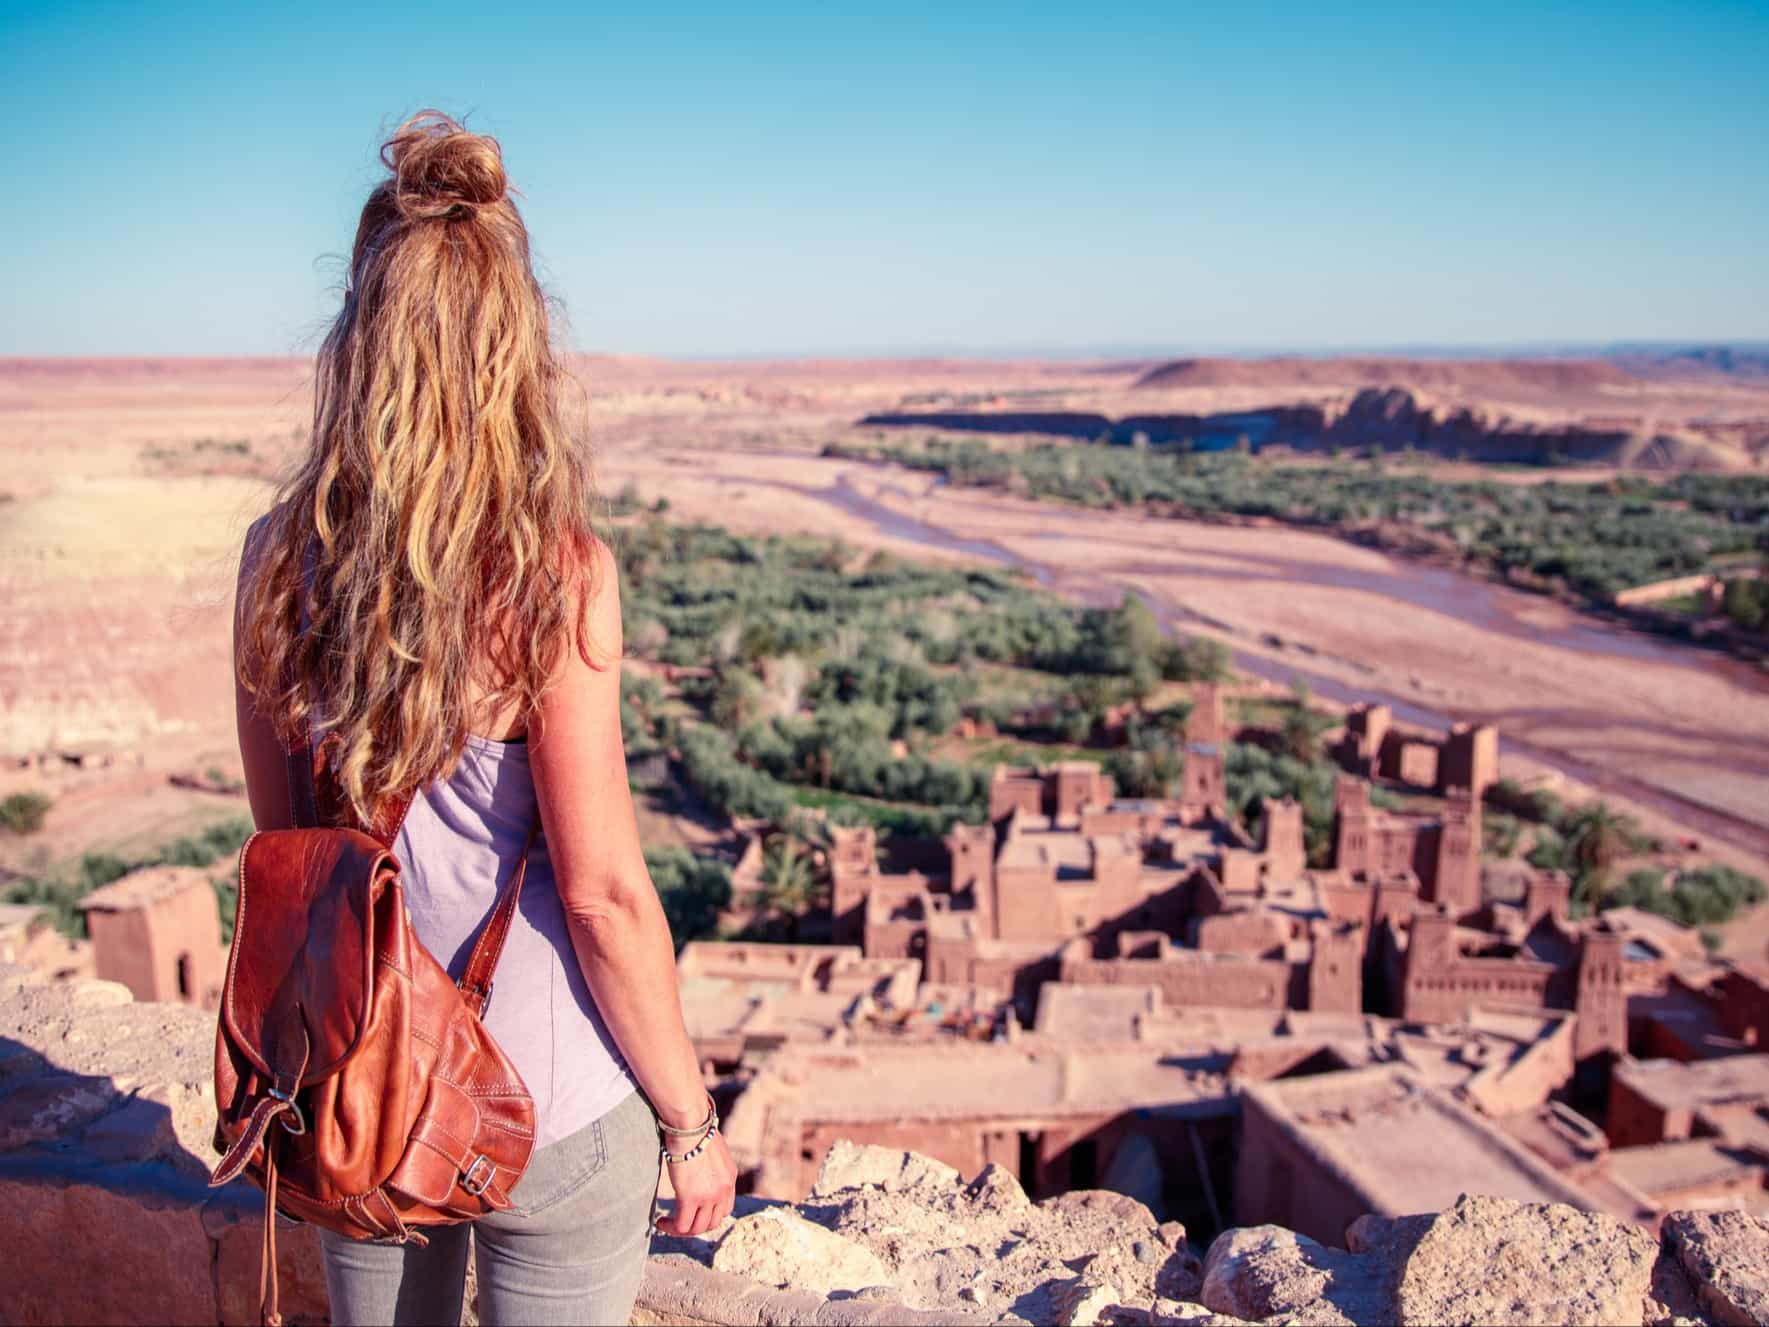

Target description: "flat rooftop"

left=679, top=981, right=850, bottom=1045
left=1034, top=983, right=1161, bottom=1042
left=79, top=866, right=211, bottom=911
left=996, top=825, right=1137, bottom=875
left=734, top=1038, right=1236, bottom=1128
left=1614, top=1054, right=1769, bottom=1112
left=1243, top=1064, right=1602, bottom=1217
left=1701, top=1101, right=1769, bottom=1154
left=1606, top=1140, right=1764, bottom=1201
left=1597, top=907, right=1706, bottom=962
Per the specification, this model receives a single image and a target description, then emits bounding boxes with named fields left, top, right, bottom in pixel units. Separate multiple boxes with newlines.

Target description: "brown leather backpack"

left=210, top=740, right=538, bottom=1325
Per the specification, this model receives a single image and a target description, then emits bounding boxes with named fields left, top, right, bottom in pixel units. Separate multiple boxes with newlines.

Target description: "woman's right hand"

left=658, top=1130, right=738, bottom=1236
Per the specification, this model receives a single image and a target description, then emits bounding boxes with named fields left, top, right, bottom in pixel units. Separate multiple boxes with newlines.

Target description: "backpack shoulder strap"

left=286, top=738, right=320, bottom=830
left=291, top=719, right=535, bottom=1018
left=287, top=730, right=413, bottom=846
left=457, top=816, right=542, bottom=1018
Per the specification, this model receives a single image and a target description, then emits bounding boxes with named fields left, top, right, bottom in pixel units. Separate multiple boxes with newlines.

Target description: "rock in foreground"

left=651, top=1142, right=1769, bottom=1326
left=799, top=1143, right=1203, bottom=1320
left=709, top=1206, right=890, bottom=1295
left=1201, top=1190, right=1748, bottom=1327
left=1660, top=1210, right=1769, bottom=1327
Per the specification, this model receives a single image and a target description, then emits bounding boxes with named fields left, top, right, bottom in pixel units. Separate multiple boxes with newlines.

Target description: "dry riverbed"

left=4, top=358, right=1767, bottom=957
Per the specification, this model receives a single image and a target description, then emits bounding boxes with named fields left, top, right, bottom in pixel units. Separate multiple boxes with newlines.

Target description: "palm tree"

left=759, top=833, right=825, bottom=938
left=1280, top=681, right=1333, bottom=762
left=1562, top=802, right=1640, bottom=907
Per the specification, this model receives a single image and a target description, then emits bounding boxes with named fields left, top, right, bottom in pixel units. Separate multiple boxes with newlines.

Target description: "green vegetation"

left=1276, top=681, right=1336, bottom=762
left=1722, top=577, right=1769, bottom=632
left=1482, top=811, right=1523, bottom=860
left=1486, top=775, right=1768, bottom=924
left=824, top=440, right=1769, bottom=618
left=1486, top=778, right=1570, bottom=827
left=1225, top=744, right=1340, bottom=867
left=1502, top=780, right=1656, bottom=905
left=610, top=518, right=1261, bottom=942
left=754, top=833, right=825, bottom=940
left=1224, top=742, right=1403, bottom=867
left=1597, top=864, right=1768, bottom=929
left=618, top=517, right=1518, bottom=943
left=4, top=817, right=255, bottom=938
left=784, top=787, right=955, bottom=838
left=1560, top=801, right=1646, bottom=907
left=614, top=521, right=1230, bottom=825
left=0, top=791, right=52, bottom=835
left=643, top=845, right=732, bottom=951
left=203, top=766, right=247, bottom=795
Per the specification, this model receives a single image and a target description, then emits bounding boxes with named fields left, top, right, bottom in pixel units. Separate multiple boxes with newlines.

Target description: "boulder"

left=810, top=1140, right=961, bottom=1198
left=80, top=1079, right=214, bottom=1177
left=964, top=1160, right=1033, bottom=1213
left=1148, top=1301, right=1255, bottom=1327
left=1661, top=1210, right=1769, bottom=1327
left=1200, top=1225, right=1379, bottom=1326
left=711, top=1207, right=892, bottom=1295
left=1040, top=1187, right=1157, bottom=1235
left=1393, top=1194, right=1657, bottom=1326
left=1046, top=1276, right=1119, bottom=1327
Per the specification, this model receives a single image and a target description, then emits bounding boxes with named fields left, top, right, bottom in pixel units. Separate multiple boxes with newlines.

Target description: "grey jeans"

left=320, top=1089, right=661, bottom=1326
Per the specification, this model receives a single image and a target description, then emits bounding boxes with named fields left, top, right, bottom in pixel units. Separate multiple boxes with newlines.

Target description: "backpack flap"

left=222, top=827, right=398, bottom=1083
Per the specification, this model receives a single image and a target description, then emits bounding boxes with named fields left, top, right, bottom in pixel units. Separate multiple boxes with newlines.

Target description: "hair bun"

left=381, top=110, right=507, bottom=221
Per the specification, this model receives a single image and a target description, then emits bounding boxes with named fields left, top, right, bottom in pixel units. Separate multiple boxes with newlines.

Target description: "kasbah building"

left=678, top=688, right=1769, bottom=1241
left=54, top=685, right=1769, bottom=1245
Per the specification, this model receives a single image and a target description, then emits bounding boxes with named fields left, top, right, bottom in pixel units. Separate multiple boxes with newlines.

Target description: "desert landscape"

left=4, top=352, right=1766, bottom=878
left=10, top=3, right=1769, bottom=1321
left=8, top=354, right=1769, bottom=1326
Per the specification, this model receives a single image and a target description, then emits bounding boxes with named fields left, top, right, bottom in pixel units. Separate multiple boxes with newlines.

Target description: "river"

left=805, top=468, right=1769, bottom=860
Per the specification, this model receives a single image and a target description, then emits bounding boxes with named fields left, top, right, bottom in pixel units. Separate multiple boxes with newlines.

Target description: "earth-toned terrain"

left=2, top=353, right=1767, bottom=946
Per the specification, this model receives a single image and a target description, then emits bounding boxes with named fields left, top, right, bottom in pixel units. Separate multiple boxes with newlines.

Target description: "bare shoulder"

left=585, top=532, right=620, bottom=593
left=233, top=508, right=279, bottom=630
left=579, top=532, right=624, bottom=665
left=237, top=505, right=283, bottom=584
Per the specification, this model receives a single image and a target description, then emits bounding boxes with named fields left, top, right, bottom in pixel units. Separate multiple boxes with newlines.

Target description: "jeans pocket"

left=504, top=1118, right=608, bottom=1218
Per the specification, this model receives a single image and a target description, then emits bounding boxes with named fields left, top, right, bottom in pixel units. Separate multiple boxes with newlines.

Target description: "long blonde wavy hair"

left=239, top=110, right=600, bottom=825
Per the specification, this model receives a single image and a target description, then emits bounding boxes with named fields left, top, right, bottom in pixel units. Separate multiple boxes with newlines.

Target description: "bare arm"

left=235, top=517, right=296, bottom=832
left=528, top=538, right=736, bottom=1235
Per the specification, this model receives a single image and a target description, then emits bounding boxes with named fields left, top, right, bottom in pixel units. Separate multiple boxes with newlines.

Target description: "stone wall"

left=2, top=965, right=1766, bottom=1326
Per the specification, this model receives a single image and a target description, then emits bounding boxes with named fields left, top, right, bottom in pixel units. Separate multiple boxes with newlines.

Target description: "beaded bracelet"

left=661, top=1122, right=718, bottom=1165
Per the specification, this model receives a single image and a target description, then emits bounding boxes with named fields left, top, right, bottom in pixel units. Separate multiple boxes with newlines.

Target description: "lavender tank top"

left=391, top=733, right=635, bottom=1149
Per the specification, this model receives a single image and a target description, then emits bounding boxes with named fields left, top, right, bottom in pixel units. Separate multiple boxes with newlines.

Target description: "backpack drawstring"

left=260, top=1132, right=283, bottom=1327
left=208, top=1017, right=310, bottom=1327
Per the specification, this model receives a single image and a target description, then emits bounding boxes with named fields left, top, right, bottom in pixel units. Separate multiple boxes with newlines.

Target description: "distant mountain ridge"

left=1611, top=345, right=1769, bottom=380
left=862, top=381, right=1763, bottom=468
left=1131, top=357, right=1641, bottom=393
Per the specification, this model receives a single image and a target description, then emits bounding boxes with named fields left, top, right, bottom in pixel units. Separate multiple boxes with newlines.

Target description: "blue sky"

left=2, top=1, right=1766, bottom=356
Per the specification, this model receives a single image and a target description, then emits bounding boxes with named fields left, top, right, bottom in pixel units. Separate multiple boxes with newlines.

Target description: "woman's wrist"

left=653, top=1090, right=713, bottom=1133
left=658, top=1094, right=716, bottom=1136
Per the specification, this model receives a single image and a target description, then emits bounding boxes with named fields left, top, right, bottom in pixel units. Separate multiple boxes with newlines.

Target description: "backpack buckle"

left=268, top=1085, right=306, bottom=1136
left=461, top=1155, right=495, bottom=1196
left=460, top=978, right=494, bottom=1013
